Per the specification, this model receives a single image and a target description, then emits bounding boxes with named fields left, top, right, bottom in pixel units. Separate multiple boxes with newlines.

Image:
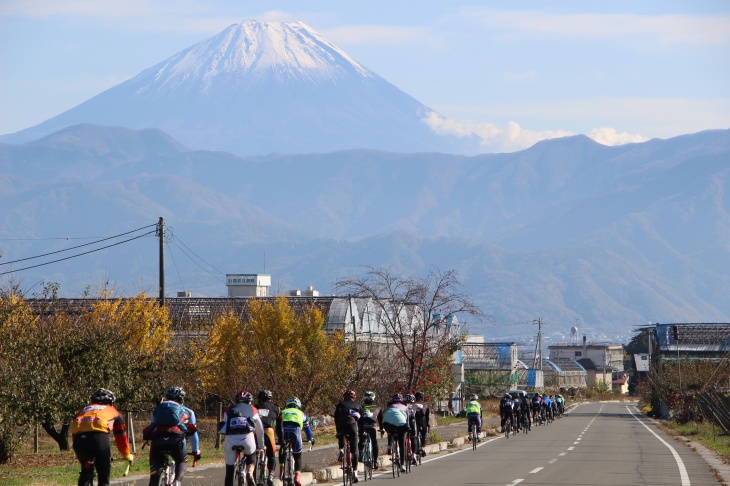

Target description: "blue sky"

left=1, top=0, right=728, bottom=151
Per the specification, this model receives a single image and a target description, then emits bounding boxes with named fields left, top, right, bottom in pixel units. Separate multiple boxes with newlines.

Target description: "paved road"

left=114, top=402, right=722, bottom=485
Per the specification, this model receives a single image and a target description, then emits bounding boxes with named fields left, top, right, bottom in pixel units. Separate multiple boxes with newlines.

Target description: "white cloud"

left=588, top=127, right=647, bottom=146
left=422, top=112, right=573, bottom=152
left=460, top=8, right=730, bottom=46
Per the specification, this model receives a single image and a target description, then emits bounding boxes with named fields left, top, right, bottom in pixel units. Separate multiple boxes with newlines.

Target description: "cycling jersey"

left=465, top=400, right=482, bottom=416
left=384, top=403, right=409, bottom=426
left=255, top=401, right=280, bottom=429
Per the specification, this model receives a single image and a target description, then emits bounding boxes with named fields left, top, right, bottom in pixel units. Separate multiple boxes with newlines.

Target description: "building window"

left=575, top=351, right=582, bottom=357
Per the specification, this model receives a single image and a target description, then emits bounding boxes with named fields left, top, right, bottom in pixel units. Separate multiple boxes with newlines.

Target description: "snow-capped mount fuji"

left=1, top=20, right=475, bottom=155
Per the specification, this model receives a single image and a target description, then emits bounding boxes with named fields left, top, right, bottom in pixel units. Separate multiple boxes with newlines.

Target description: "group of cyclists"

left=498, top=392, right=566, bottom=434
left=335, top=390, right=431, bottom=483
left=74, top=385, right=568, bottom=486
left=71, top=385, right=201, bottom=486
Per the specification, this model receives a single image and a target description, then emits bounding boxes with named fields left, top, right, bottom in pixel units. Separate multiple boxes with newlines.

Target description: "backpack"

left=227, top=408, right=254, bottom=434
left=154, top=400, right=187, bottom=430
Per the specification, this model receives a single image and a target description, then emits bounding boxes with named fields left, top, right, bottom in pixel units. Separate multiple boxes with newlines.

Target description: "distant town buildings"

left=226, top=273, right=271, bottom=297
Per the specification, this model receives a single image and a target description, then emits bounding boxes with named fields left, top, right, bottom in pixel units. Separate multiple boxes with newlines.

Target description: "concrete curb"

left=307, top=438, right=470, bottom=485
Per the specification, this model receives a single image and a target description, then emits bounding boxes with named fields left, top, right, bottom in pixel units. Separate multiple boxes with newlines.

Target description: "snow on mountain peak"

left=141, top=20, right=374, bottom=95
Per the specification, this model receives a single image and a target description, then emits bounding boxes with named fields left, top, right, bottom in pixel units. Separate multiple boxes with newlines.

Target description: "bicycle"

left=404, top=433, right=413, bottom=474
left=521, top=413, right=530, bottom=434
left=232, top=445, right=252, bottom=486
left=156, top=452, right=176, bottom=486
left=254, top=449, right=268, bottom=486
left=504, top=417, right=511, bottom=439
left=281, top=438, right=296, bottom=486
left=415, top=429, right=424, bottom=465
left=472, top=429, right=478, bottom=450
left=361, top=431, right=374, bottom=481
left=80, top=457, right=132, bottom=486
left=340, top=435, right=354, bottom=486
left=389, top=431, right=401, bottom=479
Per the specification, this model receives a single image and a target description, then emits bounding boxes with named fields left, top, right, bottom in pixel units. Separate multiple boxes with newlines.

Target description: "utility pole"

left=156, top=217, right=165, bottom=306
left=532, top=318, right=543, bottom=371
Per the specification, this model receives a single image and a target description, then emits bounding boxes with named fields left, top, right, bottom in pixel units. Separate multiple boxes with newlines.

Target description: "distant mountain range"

left=1, top=19, right=728, bottom=345
left=0, top=20, right=476, bottom=156
left=2, top=124, right=729, bottom=346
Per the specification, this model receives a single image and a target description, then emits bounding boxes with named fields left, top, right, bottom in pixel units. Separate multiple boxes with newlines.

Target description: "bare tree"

left=334, top=266, right=487, bottom=391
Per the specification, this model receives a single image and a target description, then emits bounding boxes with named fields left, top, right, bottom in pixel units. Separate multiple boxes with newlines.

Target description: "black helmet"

left=363, top=391, right=376, bottom=404
left=391, top=393, right=404, bottom=403
left=235, top=390, right=253, bottom=404
left=165, top=386, right=186, bottom=402
left=414, top=391, right=424, bottom=401
left=404, top=393, right=415, bottom=403
left=504, top=393, right=512, bottom=399
left=469, top=394, right=479, bottom=401
left=258, top=390, right=273, bottom=402
left=344, top=389, right=356, bottom=400
left=90, top=388, right=115, bottom=405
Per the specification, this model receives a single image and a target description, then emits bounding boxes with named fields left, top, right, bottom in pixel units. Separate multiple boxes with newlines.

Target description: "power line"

left=169, top=239, right=222, bottom=281
left=0, top=224, right=156, bottom=266
left=170, top=234, right=225, bottom=276
left=0, top=231, right=155, bottom=277
left=165, top=240, right=185, bottom=292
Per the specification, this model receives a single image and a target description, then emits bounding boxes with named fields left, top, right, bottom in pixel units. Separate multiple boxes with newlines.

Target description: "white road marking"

left=626, top=405, right=690, bottom=486
left=506, top=480, right=524, bottom=486
left=529, top=467, right=544, bottom=474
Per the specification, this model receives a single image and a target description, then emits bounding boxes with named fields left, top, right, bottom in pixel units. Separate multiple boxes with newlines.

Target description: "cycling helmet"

left=258, top=389, right=273, bottom=402
left=90, top=388, right=115, bottom=405
left=414, top=391, right=424, bottom=401
left=469, top=394, right=479, bottom=401
left=165, top=386, right=186, bottom=402
left=404, top=393, right=415, bottom=403
left=344, top=389, right=356, bottom=400
left=286, top=397, right=302, bottom=409
left=235, top=390, right=253, bottom=404
left=363, top=391, right=376, bottom=404
left=503, top=394, right=512, bottom=399
left=391, top=393, right=404, bottom=403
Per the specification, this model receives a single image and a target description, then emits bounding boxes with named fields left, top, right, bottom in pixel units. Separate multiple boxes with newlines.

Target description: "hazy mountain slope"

left=1, top=125, right=729, bottom=342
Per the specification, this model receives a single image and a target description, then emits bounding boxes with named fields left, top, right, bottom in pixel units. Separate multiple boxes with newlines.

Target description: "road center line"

left=626, top=405, right=691, bottom=486
left=529, top=467, right=544, bottom=474
left=506, top=480, right=524, bottom=486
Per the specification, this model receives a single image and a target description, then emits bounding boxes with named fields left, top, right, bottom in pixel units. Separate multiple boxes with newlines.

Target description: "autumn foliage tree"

left=0, top=290, right=173, bottom=459
left=197, top=296, right=354, bottom=414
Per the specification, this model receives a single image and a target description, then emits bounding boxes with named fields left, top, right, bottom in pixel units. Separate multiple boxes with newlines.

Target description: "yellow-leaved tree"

left=198, top=297, right=354, bottom=413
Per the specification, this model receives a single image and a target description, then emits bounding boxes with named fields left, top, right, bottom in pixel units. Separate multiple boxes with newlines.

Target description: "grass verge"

left=660, top=419, right=730, bottom=464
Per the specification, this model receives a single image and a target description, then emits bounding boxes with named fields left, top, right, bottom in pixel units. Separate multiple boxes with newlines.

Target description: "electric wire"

left=172, top=235, right=225, bottom=276
left=165, top=240, right=186, bottom=293
left=0, top=224, right=156, bottom=266
left=169, top=239, right=221, bottom=280
left=0, top=231, right=155, bottom=277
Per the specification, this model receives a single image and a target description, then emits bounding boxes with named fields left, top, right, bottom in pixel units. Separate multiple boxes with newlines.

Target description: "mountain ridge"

left=2, top=124, right=728, bottom=343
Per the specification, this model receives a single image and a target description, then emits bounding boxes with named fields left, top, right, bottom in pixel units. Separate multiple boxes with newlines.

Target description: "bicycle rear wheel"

left=363, top=436, right=373, bottom=480
left=255, top=453, right=267, bottom=486
left=504, top=419, right=510, bottom=438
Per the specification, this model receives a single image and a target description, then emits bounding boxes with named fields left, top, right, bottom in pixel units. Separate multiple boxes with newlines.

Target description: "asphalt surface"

left=111, top=403, right=727, bottom=485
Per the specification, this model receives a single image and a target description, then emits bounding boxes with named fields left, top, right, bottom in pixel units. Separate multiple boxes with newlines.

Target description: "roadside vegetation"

left=0, top=266, right=478, bottom=483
